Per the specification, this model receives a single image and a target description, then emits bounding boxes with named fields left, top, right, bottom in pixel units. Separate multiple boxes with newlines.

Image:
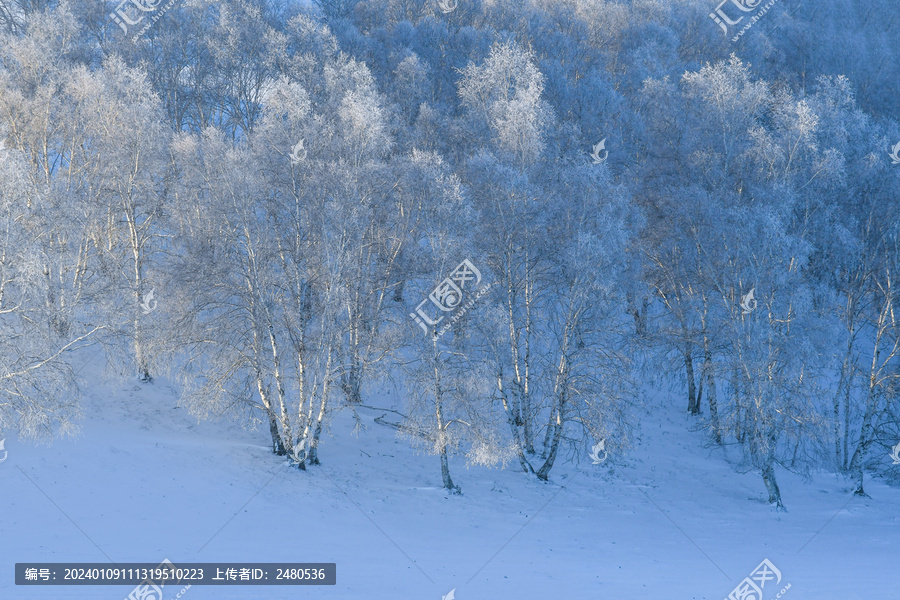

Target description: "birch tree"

left=0, top=132, right=103, bottom=439
left=171, top=129, right=296, bottom=456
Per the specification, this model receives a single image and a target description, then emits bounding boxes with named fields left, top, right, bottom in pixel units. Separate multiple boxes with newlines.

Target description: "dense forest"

left=1, top=0, right=899, bottom=509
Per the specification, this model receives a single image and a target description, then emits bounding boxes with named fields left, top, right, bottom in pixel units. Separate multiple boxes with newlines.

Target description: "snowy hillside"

left=3, top=354, right=897, bottom=599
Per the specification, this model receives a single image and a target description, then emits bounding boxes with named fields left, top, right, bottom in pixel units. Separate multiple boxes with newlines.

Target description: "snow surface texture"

left=2, top=358, right=898, bottom=599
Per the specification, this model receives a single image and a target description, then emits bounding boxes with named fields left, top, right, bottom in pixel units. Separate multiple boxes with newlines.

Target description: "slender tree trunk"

left=266, top=319, right=293, bottom=456
left=504, top=262, right=530, bottom=454
left=842, top=377, right=852, bottom=471
left=848, top=385, right=878, bottom=496
left=436, top=405, right=457, bottom=494
left=342, top=354, right=361, bottom=404
left=251, top=288, right=285, bottom=456
left=497, top=371, right=534, bottom=474
left=833, top=361, right=846, bottom=469
left=267, top=411, right=285, bottom=455
left=696, top=372, right=703, bottom=413
left=134, top=282, right=151, bottom=381
left=536, top=350, right=569, bottom=481
left=296, top=345, right=307, bottom=438
left=126, top=197, right=151, bottom=382
left=135, top=314, right=151, bottom=382
left=522, top=261, right=535, bottom=454
left=341, top=296, right=362, bottom=404
left=848, top=299, right=888, bottom=496
left=685, top=348, right=699, bottom=415
left=257, top=375, right=285, bottom=455
left=433, top=341, right=459, bottom=493
left=540, top=402, right=554, bottom=461
left=308, top=346, right=333, bottom=466
left=761, top=459, right=784, bottom=509
left=304, top=372, right=317, bottom=441
left=292, top=346, right=316, bottom=472
left=535, top=388, right=564, bottom=481
left=439, top=447, right=457, bottom=492
left=835, top=304, right=856, bottom=470
left=702, top=344, right=721, bottom=444
left=732, top=367, right=745, bottom=444
left=393, top=277, right=404, bottom=302
left=629, top=295, right=648, bottom=335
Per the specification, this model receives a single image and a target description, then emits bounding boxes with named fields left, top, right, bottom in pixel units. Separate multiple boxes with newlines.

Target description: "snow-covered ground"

left=2, top=358, right=898, bottom=599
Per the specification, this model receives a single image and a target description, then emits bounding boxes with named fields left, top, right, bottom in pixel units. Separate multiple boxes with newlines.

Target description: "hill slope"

left=2, top=364, right=898, bottom=599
